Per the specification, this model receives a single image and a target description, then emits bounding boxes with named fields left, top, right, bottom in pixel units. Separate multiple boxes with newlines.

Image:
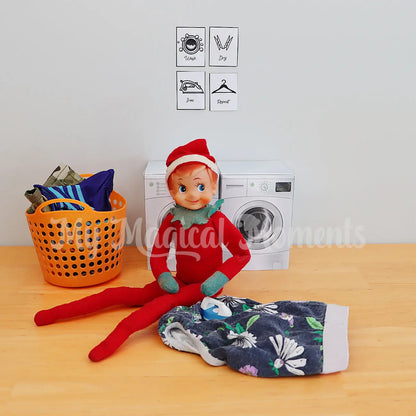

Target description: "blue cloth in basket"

left=34, top=169, right=114, bottom=211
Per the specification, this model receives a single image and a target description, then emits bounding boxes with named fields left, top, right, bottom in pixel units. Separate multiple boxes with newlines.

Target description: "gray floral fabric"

left=158, top=296, right=339, bottom=377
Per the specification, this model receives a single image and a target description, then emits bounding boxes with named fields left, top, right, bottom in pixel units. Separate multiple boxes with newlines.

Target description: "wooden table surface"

left=0, top=245, right=415, bottom=416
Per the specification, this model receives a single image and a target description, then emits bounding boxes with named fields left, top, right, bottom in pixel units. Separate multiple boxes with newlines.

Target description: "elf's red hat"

left=165, top=139, right=219, bottom=180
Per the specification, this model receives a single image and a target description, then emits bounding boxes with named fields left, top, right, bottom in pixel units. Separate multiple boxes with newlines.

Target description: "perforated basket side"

left=26, top=191, right=127, bottom=287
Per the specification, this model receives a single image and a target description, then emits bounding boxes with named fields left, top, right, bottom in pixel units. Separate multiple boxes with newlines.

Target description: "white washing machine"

left=219, top=160, right=295, bottom=270
left=144, top=161, right=177, bottom=270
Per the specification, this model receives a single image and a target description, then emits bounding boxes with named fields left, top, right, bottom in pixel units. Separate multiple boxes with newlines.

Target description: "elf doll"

left=34, top=139, right=251, bottom=361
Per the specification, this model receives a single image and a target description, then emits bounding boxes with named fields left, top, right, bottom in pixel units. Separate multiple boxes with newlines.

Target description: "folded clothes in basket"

left=25, top=164, right=84, bottom=213
left=34, top=169, right=114, bottom=211
left=158, top=296, right=349, bottom=377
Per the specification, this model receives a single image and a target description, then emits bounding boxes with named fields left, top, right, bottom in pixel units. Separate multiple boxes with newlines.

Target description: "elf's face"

left=169, top=165, right=217, bottom=210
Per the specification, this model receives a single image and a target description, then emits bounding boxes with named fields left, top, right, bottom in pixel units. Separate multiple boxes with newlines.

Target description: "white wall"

left=1, top=0, right=415, bottom=245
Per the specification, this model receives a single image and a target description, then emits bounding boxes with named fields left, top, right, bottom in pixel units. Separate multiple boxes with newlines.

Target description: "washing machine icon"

left=219, top=161, right=294, bottom=270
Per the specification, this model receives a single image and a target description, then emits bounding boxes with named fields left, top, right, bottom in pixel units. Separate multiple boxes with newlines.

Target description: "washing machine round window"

left=157, top=202, right=176, bottom=227
left=233, top=201, right=283, bottom=250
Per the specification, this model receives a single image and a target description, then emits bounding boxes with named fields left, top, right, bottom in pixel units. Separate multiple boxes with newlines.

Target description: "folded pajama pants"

left=158, top=296, right=349, bottom=377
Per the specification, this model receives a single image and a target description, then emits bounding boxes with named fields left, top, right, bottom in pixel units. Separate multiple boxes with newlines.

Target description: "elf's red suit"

left=34, top=139, right=250, bottom=362
left=152, top=208, right=250, bottom=288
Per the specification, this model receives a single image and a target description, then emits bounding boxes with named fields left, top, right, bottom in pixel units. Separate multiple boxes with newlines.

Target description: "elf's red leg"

left=34, top=281, right=164, bottom=326
left=88, top=283, right=205, bottom=362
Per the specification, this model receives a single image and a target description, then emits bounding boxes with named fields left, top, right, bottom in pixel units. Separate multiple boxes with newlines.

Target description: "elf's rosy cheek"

left=200, top=195, right=212, bottom=205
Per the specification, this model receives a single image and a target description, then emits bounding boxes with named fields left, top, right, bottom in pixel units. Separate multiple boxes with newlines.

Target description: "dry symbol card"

left=209, top=27, right=239, bottom=67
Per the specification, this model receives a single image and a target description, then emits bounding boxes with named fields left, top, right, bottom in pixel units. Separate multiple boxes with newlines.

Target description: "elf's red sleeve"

left=211, top=211, right=251, bottom=280
left=149, top=213, right=175, bottom=280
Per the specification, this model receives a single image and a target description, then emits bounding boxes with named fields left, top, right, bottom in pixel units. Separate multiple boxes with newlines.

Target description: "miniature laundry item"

left=25, top=188, right=49, bottom=214
left=25, top=164, right=84, bottom=213
left=158, top=296, right=349, bottom=377
left=200, top=297, right=232, bottom=320
left=34, top=169, right=114, bottom=211
left=42, top=164, right=84, bottom=187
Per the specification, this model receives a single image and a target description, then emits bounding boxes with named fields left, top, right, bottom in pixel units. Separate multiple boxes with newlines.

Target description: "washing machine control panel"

left=222, top=178, right=293, bottom=197
left=247, top=179, right=292, bottom=196
left=145, top=179, right=170, bottom=198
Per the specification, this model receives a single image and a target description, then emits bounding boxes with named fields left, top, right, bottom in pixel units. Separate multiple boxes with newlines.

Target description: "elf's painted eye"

left=198, top=184, right=205, bottom=192
left=179, top=185, right=186, bottom=193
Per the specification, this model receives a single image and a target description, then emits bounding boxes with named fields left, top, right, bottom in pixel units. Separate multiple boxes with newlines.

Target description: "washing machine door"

left=157, top=201, right=176, bottom=227
left=233, top=200, right=283, bottom=250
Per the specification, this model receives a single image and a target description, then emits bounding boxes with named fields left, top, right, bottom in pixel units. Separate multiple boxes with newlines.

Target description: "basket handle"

left=35, top=198, right=96, bottom=213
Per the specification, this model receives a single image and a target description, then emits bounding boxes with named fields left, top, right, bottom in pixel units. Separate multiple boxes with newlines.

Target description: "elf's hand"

left=201, top=272, right=229, bottom=296
left=157, top=272, right=179, bottom=294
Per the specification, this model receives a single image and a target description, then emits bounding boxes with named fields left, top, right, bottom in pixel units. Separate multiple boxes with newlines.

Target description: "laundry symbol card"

left=176, top=27, right=205, bottom=67
left=209, top=73, right=238, bottom=111
left=209, top=27, right=239, bottom=67
left=177, top=71, right=206, bottom=110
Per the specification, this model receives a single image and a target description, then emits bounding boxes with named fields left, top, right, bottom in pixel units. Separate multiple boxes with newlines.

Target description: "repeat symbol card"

left=209, top=73, right=238, bottom=111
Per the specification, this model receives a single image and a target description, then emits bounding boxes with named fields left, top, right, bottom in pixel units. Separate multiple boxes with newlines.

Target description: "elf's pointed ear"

left=211, top=181, right=218, bottom=195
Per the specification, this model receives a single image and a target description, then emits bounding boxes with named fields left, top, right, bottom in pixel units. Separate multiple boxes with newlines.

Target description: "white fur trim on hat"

left=165, top=154, right=219, bottom=181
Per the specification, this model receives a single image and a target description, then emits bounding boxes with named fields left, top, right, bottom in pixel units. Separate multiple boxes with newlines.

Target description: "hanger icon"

left=212, top=79, right=236, bottom=94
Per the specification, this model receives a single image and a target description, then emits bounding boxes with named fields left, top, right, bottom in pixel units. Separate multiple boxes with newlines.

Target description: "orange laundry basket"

left=26, top=191, right=127, bottom=287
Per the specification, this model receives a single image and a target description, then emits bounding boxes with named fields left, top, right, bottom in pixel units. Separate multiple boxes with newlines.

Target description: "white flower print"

left=216, top=295, right=246, bottom=308
left=227, top=330, right=257, bottom=348
left=269, top=334, right=307, bottom=376
left=250, top=302, right=279, bottom=314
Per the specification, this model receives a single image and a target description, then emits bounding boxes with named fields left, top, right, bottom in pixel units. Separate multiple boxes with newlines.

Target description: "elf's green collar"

left=170, top=199, right=224, bottom=230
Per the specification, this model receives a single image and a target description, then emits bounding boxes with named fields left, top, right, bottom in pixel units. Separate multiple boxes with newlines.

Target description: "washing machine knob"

left=261, top=182, right=269, bottom=192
